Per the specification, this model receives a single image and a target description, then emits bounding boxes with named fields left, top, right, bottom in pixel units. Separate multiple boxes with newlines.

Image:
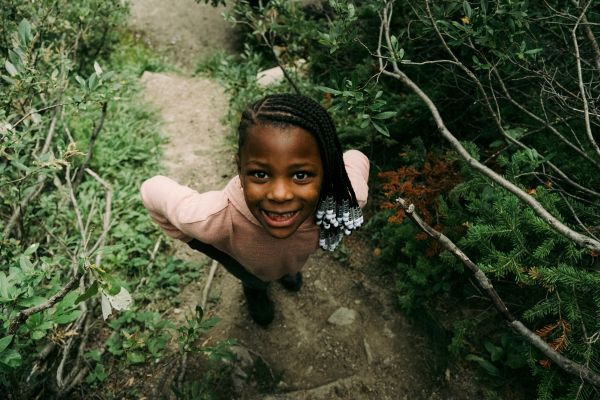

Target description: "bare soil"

left=128, top=1, right=485, bottom=399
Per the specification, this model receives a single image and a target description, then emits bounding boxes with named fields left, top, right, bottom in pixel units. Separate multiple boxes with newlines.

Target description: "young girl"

left=140, top=93, right=369, bottom=326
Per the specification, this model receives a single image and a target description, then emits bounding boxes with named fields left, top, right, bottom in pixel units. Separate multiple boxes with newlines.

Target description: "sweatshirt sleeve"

left=343, top=150, right=370, bottom=208
left=140, top=175, right=229, bottom=243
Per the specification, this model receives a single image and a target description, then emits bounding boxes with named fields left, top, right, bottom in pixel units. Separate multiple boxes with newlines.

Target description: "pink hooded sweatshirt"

left=140, top=150, right=369, bottom=281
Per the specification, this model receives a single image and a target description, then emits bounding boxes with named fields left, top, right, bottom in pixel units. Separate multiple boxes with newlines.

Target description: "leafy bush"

left=216, top=0, right=600, bottom=397
left=1, top=2, right=228, bottom=398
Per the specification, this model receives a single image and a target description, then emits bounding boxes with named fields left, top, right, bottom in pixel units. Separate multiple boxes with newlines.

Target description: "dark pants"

left=187, top=239, right=269, bottom=290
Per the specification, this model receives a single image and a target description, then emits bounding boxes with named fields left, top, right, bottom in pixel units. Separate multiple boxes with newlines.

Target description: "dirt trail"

left=131, top=2, right=467, bottom=399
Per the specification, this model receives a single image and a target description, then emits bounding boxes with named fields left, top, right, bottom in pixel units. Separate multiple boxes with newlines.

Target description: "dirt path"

left=131, top=2, right=474, bottom=399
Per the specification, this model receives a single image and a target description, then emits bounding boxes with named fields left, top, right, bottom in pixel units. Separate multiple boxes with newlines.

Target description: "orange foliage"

left=378, top=153, right=461, bottom=256
left=536, top=319, right=571, bottom=368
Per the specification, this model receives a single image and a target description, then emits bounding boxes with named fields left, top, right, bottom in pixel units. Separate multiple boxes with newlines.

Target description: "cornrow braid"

left=238, top=93, right=363, bottom=251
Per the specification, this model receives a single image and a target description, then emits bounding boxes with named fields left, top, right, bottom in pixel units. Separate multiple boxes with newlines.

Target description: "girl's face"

left=237, top=123, right=324, bottom=239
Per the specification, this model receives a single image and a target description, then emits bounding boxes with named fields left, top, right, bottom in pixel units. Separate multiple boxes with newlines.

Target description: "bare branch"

left=10, top=102, right=71, bottom=130
left=73, top=101, right=108, bottom=189
left=3, top=108, right=61, bottom=238
left=8, top=277, right=78, bottom=335
left=201, top=260, right=218, bottom=310
left=422, top=1, right=600, bottom=199
left=493, top=68, right=600, bottom=172
left=65, top=165, right=86, bottom=246
left=571, top=4, right=600, bottom=158
left=396, top=197, right=600, bottom=387
left=84, top=168, right=112, bottom=268
left=378, top=1, right=600, bottom=252
left=570, top=0, right=600, bottom=70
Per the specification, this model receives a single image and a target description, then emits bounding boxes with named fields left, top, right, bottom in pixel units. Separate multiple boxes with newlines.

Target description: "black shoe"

left=242, top=286, right=274, bottom=327
left=278, top=272, right=303, bottom=292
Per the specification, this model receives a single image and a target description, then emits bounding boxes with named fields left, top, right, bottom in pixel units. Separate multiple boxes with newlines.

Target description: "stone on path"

left=327, top=307, right=357, bottom=326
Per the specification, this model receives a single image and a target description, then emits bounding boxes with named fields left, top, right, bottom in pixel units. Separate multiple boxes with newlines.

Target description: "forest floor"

left=125, top=1, right=484, bottom=399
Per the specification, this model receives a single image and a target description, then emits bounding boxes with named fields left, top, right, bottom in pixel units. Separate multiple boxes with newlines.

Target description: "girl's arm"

left=343, top=150, right=370, bottom=208
left=140, top=175, right=229, bottom=242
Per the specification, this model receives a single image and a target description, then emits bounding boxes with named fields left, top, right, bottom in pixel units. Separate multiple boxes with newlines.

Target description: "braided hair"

left=238, top=93, right=363, bottom=251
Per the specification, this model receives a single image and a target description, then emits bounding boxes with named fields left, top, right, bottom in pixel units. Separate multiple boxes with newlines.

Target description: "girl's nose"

left=267, top=179, right=294, bottom=202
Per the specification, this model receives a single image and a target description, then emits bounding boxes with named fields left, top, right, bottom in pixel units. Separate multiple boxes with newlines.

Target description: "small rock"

left=383, top=326, right=396, bottom=339
left=173, top=308, right=182, bottom=314
left=327, top=307, right=356, bottom=326
left=256, top=66, right=284, bottom=87
left=313, top=279, right=328, bottom=291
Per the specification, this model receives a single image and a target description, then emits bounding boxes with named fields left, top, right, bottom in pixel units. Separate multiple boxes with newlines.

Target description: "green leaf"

left=5, top=60, right=17, bottom=77
left=0, top=272, right=9, bottom=299
left=315, top=86, right=341, bottom=95
left=0, top=349, right=22, bottom=368
left=371, top=122, right=390, bottom=137
left=465, top=354, right=500, bottom=376
left=372, top=111, right=397, bottom=120
left=76, top=281, right=99, bottom=304
left=88, top=73, right=98, bottom=90
left=31, top=330, right=46, bottom=340
left=463, top=1, right=472, bottom=18
left=127, top=351, right=145, bottom=364
left=85, top=349, right=102, bottom=362
left=53, top=310, right=82, bottom=324
left=19, top=254, right=33, bottom=272
left=24, top=243, right=39, bottom=256
left=75, top=75, right=86, bottom=88
left=0, top=335, right=14, bottom=353
left=484, top=341, right=503, bottom=362
left=93, top=61, right=103, bottom=76
left=480, top=0, right=488, bottom=14
left=397, top=48, right=405, bottom=60
left=56, top=290, right=79, bottom=312
left=18, top=19, right=32, bottom=45
left=1, top=75, right=16, bottom=84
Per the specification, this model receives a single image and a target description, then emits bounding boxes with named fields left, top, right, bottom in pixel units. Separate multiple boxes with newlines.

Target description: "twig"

left=27, top=342, right=57, bottom=382
left=73, top=102, right=108, bottom=189
left=571, top=3, right=600, bottom=159
left=178, top=260, right=219, bottom=387
left=178, top=353, right=188, bottom=388
left=57, top=307, right=92, bottom=391
left=200, top=260, right=219, bottom=309
left=396, top=196, right=600, bottom=387
left=10, top=102, right=71, bottom=129
left=8, top=277, right=78, bottom=334
left=133, top=237, right=162, bottom=292
left=3, top=108, right=61, bottom=238
left=260, top=32, right=302, bottom=95
left=65, top=165, right=87, bottom=246
left=58, top=335, right=108, bottom=395
left=490, top=48, right=600, bottom=171
left=84, top=168, right=112, bottom=268
left=56, top=309, right=87, bottom=388
left=570, top=0, right=600, bottom=71
left=3, top=179, right=47, bottom=238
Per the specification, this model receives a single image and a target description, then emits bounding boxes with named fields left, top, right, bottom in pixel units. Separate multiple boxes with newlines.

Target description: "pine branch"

left=396, top=196, right=600, bottom=387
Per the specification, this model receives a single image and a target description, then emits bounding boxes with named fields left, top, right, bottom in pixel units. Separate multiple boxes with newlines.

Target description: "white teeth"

left=266, top=211, right=295, bottom=218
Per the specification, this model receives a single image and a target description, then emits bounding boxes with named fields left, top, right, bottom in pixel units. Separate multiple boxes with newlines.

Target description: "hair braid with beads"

left=237, top=93, right=363, bottom=251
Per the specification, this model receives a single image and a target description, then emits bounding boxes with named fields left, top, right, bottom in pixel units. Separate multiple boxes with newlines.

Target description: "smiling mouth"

left=261, top=210, right=300, bottom=227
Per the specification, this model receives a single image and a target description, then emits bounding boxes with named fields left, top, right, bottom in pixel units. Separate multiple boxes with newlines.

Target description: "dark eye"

left=251, top=171, right=268, bottom=180
left=293, top=172, right=310, bottom=181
